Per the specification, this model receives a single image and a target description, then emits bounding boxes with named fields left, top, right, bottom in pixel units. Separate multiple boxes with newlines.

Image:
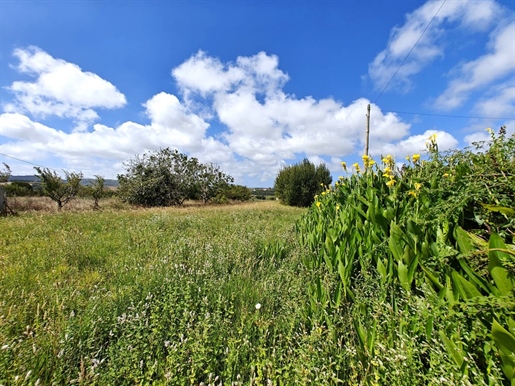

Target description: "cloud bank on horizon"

left=0, top=0, right=513, bottom=186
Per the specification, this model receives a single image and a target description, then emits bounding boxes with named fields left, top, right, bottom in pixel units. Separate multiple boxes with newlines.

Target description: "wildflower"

left=412, top=154, right=421, bottom=163
left=321, top=191, right=326, bottom=196
left=486, top=127, right=493, bottom=134
left=383, top=167, right=392, bottom=174
left=408, top=190, right=417, bottom=197
left=255, top=303, right=262, bottom=310
left=314, top=194, right=318, bottom=199
left=369, top=159, right=376, bottom=166
left=315, top=201, right=321, bottom=208
left=352, top=163, right=361, bottom=173
left=320, top=183, right=324, bottom=187
left=414, top=182, right=422, bottom=191
left=336, top=205, right=341, bottom=211
left=341, top=161, right=347, bottom=171
left=405, top=155, right=410, bottom=161
left=338, top=176, right=344, bottom=180
left=429, top=133, right=437, bottom=142
left=386, top=179, right=396, bottom=187
left=443, top=173, right=449, bottom=178
left=362, top=154, right=371, bottom=168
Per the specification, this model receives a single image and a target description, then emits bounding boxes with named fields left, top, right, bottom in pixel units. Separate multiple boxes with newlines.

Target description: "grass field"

left=0, top=201, right=346, bottom=385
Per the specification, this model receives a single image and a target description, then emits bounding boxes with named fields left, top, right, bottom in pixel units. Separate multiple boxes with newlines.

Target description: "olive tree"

left=34, top=167, right=83, bottom=210
left=195, top=163, right=234, bottom=204
left=274, top=158, right=332, bottom=207
left=118, top=148, right=233, bottom=206
left=0, top=163, right=11, bottom=183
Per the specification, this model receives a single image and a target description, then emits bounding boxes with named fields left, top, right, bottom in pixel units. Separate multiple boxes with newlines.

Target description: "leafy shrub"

left=4, top=181, right=36, bottom=197
left=274, top=158, right=332, bottom=207
left=118, top=148, right=233, bottom=206
left=224, top=184, right=252, bottom=201
left=297, top=129, right=515, bottom=384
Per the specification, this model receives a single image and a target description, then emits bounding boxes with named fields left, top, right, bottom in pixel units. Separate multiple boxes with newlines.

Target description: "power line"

left=371, top=108, right=515, bottom=120
left=0, top=152, right=55, bottom=171
left=374, top=0, right=447, bottom=104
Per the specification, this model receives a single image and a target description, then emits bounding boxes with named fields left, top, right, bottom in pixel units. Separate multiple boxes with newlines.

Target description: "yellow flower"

left=320, top=183, right=324, bottom=187
left=352, top=163, right=361, bottom=173
left=408, top=190, right=417, bottom=197
left=486, top=127, right=493, bottom=134
left=386, top=179, right=396, bottom=187
left=369, top=159, right=376, bottom=166
left=338, top=176, right=344, bottom=180
left=321, top=191, right=326, bottom=196
left=405, top=155, right=411, bottom=161
left=362, top=154, right=369, bottom=161
left=383, top=167, right=391, bottom=174
left=443, top=173, right=450, bottom=178
left=414, top=182, right=422, bottom=191
left=314, top=194, right=318, bottom=199
left=429, top=133, right=437, bottom=142
left=341, top=161, right=347, bottom=171
left=412, top=154, right=421, bottom=163
left=315, top=201, right=321, bottom=208
left=336, top=205, right=341, bottom=211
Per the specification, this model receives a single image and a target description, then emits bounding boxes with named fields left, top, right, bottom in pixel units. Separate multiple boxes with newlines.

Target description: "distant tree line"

left=2, top=150, right=254, bottom=210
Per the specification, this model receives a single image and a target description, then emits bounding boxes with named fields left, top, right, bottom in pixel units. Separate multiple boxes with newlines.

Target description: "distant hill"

left=9, top=175, right=119, bottom=187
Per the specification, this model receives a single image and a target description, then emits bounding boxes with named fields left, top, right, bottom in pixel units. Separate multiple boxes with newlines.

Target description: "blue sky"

left=1, top=0, right=514, bottom=187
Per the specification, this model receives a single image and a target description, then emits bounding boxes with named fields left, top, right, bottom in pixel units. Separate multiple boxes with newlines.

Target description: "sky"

left=0, top=0, right=514, bottom=187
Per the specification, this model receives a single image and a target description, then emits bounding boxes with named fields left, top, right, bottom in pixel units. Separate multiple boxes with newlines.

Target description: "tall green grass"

left=1, top=202, right=348, bottom=385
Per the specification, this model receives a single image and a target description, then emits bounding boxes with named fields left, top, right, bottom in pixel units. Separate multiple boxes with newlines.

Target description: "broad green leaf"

left=492, top=319, right=515, bottom=360
left=488, top=233, right=514, bottom=296
left=420, top=263, right=443, bottom=291
left=377, top=258, right=387, bottom=283
left=439, top=331, right=464, bottom=367
left=398, top=261, right=409, bottom=291
left=457, top=257, right=497, bottom=295
left=454, top=226, right=474, bottom=254
left=482, top=204, right=515, bottom=218
left=389, top=223, right=405, bottom=262
left=451, top=270, right=482, bottom=299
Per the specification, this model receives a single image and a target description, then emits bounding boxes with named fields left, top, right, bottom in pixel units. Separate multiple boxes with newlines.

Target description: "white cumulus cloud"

left=3, top=46, right=127, bottom=130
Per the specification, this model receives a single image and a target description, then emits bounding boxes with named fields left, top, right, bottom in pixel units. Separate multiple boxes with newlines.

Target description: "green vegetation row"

left=297, top=128, right=515, bottom=384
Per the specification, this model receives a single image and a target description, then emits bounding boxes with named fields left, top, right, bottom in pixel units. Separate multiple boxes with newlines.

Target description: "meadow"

left=1, top=201, right=348, bottom=385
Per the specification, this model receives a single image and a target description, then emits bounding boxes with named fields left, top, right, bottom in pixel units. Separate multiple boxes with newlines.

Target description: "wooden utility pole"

left=365, top=104, right=371, bottom=156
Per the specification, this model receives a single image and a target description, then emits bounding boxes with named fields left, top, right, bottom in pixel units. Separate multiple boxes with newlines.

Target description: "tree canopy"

left=117, top=148, right=234, bottom=207
left=274, top=158, right=332, bottom=207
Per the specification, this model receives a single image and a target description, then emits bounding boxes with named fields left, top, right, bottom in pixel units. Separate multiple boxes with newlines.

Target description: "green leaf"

left=389, top=223, right=405, bottom=262
left=377, top=258, right=387, bottom=283
left=451, top=270, right=482, bottom=299
left=492, top=319, right=515, bottom=360
left=488, top=233, right=514, bottom=296
left=398, top=261, right=409, bottom=292
left=481, top=204, right=515, bottom=218
left=492, top=319, right=515, bottom=382
left=439, top=331, right=464, bottom=368
left=454, top=226, right=474, bottom=254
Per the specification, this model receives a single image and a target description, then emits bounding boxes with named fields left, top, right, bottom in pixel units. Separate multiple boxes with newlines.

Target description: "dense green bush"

left=224, top=184, right=252, bottom=201
left=274, top=158, right=332, bottom=207
left=297, top=128, right=515, bottom=384
left=4, top=181, right=37, bottom=197
left=117, top=148, right=233, bottom=206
